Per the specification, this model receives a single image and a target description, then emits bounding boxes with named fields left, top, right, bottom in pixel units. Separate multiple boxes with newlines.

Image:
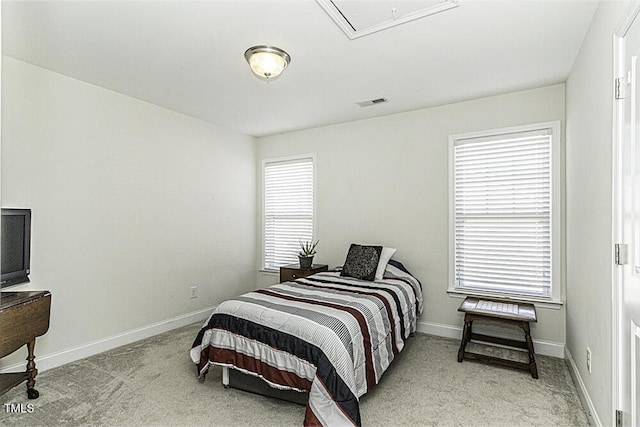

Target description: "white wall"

left=565, top=1, right=628, bottom=425
left=0, top=57, right=257, bottom=368
left=257, top=84, right=566, bottom=349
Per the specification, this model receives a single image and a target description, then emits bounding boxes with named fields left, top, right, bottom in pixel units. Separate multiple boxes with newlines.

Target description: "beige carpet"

left=0, top=322, right=589, bottom=426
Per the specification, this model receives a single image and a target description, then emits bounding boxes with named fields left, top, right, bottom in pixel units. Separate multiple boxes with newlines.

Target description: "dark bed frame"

left=223, top=366, right=309, bottom=405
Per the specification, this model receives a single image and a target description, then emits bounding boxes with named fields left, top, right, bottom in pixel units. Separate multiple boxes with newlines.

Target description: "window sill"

left=447, top=289, right=563, bottom=310
left=259, top=269, right=278, bottom=275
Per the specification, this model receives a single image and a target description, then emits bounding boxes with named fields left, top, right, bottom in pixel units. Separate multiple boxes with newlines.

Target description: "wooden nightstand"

left=279, top=264, right=328, bottom=283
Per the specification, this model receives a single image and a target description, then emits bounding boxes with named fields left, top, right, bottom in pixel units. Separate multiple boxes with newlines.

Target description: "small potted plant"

left=298, top=240, right=319, bottom=268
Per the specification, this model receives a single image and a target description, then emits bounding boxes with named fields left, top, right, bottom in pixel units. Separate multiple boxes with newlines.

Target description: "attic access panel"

left=317, top=0, right=459, bottom=39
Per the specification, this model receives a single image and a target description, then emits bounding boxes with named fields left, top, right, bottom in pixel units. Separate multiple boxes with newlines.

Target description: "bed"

left=190, top=244, right=423, bottom=426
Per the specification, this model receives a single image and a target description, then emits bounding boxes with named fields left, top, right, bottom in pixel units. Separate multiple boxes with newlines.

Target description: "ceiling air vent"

left=357, top=98, right=389, bottom=107
left=316, top=0, right=459, bottom=39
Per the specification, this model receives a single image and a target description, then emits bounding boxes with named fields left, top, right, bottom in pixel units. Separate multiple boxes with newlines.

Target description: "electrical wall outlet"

left=190, top=286, right=198, bottom=299
left=586, top=347, right=592, bottom=373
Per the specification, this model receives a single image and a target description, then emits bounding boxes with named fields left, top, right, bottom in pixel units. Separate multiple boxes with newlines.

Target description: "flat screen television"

left=1, top=208, right=31, bottom=289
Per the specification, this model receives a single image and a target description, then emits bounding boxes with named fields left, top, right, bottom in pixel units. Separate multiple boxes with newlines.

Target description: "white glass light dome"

left=244, top=46, right=291, bottom=81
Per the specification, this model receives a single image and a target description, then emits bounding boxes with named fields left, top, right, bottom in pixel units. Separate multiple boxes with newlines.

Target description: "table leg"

left=523, top=322, right=538, bottom=379
left=457, top=315, right=473, bottom=362
left=25, top=339, right=39, bottom=399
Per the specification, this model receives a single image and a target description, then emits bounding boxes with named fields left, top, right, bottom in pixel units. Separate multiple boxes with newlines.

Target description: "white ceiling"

left=2, top=0, right=599, bottom=137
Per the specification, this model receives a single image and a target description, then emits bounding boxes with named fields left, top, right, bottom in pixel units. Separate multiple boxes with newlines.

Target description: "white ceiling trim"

left=316, top=0, right=459, bottom=39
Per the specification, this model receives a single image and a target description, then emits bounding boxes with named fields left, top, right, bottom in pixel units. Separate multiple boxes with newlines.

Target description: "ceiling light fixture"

left=244, top=45, right=291, bottom=82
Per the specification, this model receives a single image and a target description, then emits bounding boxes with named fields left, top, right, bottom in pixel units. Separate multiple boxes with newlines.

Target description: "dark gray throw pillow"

left=340, top=244, right=383, bottom=281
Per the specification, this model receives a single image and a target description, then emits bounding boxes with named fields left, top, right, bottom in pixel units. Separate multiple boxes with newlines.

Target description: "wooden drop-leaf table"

left=0, top=291, right=51, bottom=399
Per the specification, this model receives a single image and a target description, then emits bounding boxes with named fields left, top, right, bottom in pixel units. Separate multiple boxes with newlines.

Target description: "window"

left=263, top=156, right=314, bottom=271
left=448, top=122, right=561, bottom=302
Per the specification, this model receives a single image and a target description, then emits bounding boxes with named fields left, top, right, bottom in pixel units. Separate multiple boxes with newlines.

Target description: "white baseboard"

left=565, top=348, right=601, bottom=427
left=0, top=306, right=215, bottom=374
left=417, top=320, right=462, bottom=340
left=1, top=310, right=567, bottom=375
left=417, top=320, right=566, bottom=358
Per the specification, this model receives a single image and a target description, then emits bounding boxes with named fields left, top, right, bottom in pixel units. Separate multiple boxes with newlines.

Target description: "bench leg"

left=523, top=322, right=538, bottom=379
left=458, top=316, right=473, bottom=362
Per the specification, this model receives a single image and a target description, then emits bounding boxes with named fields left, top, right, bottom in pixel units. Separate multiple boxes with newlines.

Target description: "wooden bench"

left=457, top=296, right=538, bottom=379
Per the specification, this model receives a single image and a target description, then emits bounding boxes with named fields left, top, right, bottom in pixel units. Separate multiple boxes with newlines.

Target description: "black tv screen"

left=1, top=208, right=31, bottom=288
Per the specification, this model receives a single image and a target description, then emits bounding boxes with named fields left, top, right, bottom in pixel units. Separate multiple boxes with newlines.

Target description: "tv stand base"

left=0, top=291, right=51, bottom=399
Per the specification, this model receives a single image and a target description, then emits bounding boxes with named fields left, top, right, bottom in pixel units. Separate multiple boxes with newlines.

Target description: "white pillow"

left=375, top=247, right=397, bottom=280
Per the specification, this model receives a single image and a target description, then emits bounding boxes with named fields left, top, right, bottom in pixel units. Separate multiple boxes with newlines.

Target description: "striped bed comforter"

left=190, top=260, right=423, bottom=426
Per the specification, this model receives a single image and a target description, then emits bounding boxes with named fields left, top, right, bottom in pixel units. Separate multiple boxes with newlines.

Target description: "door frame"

left=613, top=2, right=640, bottom=425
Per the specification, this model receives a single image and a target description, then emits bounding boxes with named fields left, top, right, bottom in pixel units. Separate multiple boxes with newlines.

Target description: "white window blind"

left=450, top=123, right=559, bottom=299
left=263, top=157, right=314, bottom=271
